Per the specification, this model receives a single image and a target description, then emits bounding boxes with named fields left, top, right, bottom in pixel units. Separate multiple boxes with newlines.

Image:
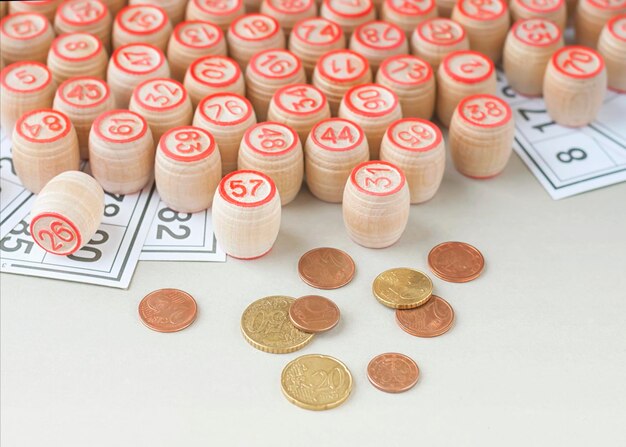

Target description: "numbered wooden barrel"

left=289, top=17, right=345, bottom=79
left=598, top=14, right=626, bottom=92
left=194, top=92, right=257, bottom=175
left=376, top=55, right=435, bottom=119
left=267, top=83, right=331, bottom=144
left=10, top=0, right=62, bottom=21
left=305, top=117, right=369, bottom=203
left=0, top=61, right=55, bottom=134
left=342, top=160, right=410, bottom=248
left=89, top=109, right=155, bottom=194
left=411, top=18, right=470, bottom=70
left=53, top=77, right=115, bottom=159
left=184, top=55, right=245, bottom=107
left=112, top=4, right=172, bottom=51
left=129, top=78, right=193, bottom=147
left=12, top=109, right=80, bottom=193
left=312, top=49, right=372, bottom=115
left=227, top=14, right=285, bottom=69
left=338, top=83, right=402, bottom=159
left=451, top=0, right=510, bottom=62
left=510, top=0, right=567, bottom=29
left=543, top=46, right=607, bottom=127
left=238, top=122, right=304, bottom=205
left=436, top=50, right=497, bottom=127
left=449, top=94, right=514, bottom=178
left=381, top=0, right=437, bottom=35
left=47, top=33, right=108, bottom=85
left=212, top=169, right=282, bottom=259
left=167, top=20, right=227, bottom=82
left=503, top=18, right=564, bottom=96
left=186, top=0, right=245, bottom=31
left=245, top=49, right=306, bottom=121
left=107, top=43, right=170, bottom=107
left=0, top=12, right=55, bottom=66
left=54, top=0, right=112, bottom=52
left=380, top=118, right=445, bottom=203
left=320, top=0, right=376, bottom=38
left=29, top=170, right=104, bottom=256
left=129, top=0, right=187, bottom=25
left=349, top=21, right=408, bottom=74
left=575, top=0, right=626, bottom=48
left=155, top=126, right=222, bottom=213
left=260, top=0, right=317, bottom=34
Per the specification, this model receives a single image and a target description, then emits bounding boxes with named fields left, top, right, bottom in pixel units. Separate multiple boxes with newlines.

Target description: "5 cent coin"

left=372, top=268, right=433, bottom=309
left=367, top=353, right=420, bottom=393
left=289, top=295, right=340, bottom=333
left=138, top=288, right=198, bottom=333
left=396, top=295, right=455, bottom=337
left=428, top=241, right=485, bottom=282
left=298, top=247, right=355, bottom=289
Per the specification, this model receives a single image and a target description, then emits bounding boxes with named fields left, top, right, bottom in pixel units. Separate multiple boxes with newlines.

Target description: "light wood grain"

left=289, top=17, right=346, bottom=79
left=598, top=15, right=626, bottom=93
left=411, top=18, right=470, bottom=70
left=47, top=33, right=108, bottom=85
left=112, top=4, right=172, bottom=51
left=1, top=12, right=55, bottom=66
left=54, top=0, right=113, bottom=52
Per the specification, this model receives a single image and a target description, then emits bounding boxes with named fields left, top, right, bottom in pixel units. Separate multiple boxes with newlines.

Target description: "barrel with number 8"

left=212, top=169, right=282, bottom=259
left=342, top=160, right=410, bottom=248
left=29, top=170, right=104, bottom=256
left=54, top=0, right=113, bottom=52
left=47, top=32, right=108, bottom=85
left=155, top=126, right=222, bottom=212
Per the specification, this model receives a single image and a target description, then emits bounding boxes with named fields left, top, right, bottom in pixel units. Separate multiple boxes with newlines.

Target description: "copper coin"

left=138, top=288, right=197, bottom=333
left=428, top=241, right=485, bottom=282
left=395, top=295, right=455, bottom=337
left=367, top=353, right=419, bottom=393
left=298, top=247, right=355, bottom=289
left=289, top=295, right=340, bottom=333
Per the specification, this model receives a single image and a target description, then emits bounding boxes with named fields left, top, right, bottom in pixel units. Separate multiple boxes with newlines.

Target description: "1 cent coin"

left=367, top=353, right=419, bottom=393
left=395, top=295, right=455, bottom=337
left=289, top=295, right=340, bottom=333
left=298, top=247, right=355, bottom=289
left=428, top=241, right=485, bottom=282
left=372, top=268, right=433, bottom=309
left=138, top=288, right=197, bottom=333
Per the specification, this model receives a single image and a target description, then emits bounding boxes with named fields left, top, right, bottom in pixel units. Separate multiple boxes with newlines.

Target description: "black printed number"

left=557, top=148, right=587, bottom=163
left=0, top=220, right=33, bottom=254
left=67, top=230, right=109, bottom=263
left=156, top=208, right=191, bottom=240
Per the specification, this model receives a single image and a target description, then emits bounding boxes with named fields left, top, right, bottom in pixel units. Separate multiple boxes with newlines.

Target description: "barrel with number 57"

left=155, top=126, right=222, bottom=213
left=29, top=170, right=104, bottom=256
left=212, top=169, right=282, bottom=259
left=342, top=160, right=410, bottom=248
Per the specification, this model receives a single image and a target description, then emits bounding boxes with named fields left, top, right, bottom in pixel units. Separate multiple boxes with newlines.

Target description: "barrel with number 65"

left=29, top=170, right=104, bottom=256
left=212, top=169, right=282, bottom=259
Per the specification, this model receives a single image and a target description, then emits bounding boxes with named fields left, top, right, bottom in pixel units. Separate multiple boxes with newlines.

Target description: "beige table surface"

left=2, top=151, right=625, bottom=447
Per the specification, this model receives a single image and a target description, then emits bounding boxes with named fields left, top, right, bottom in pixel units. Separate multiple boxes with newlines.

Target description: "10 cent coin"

left=372, top=268, right=433, bottom=309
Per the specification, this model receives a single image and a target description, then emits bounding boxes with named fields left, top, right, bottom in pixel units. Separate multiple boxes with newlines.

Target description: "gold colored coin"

left=281, top=354, right=353, bottom=411
left=241, top=296, right=314, bottom=354
left=372, top=268, right=433, bottom=309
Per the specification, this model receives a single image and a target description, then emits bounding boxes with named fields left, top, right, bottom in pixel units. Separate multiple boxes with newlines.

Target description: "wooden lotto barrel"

left=349, top=21, right=409, bottom=74
left=376, top=55, right=435, bottom=120
left=543, top=45, right=607, bottom=127
left=89, top=109, right=154, bottom=194
left=227, top=14, right=285, bottom=69
left=167, top=20, right=227, bottom=82
left=53, top=77, right=115, bottom=159
left=29, top=170, right=104, bottom=256
left=186, top=0, right=245, bottom=31
left=342, top=160, right=410, bottom=248
left=194, top=92, right=257, bottom=175
left=129, top=77, right=193, bottom=147
left=503, top=18, right=564, bottom=96
left=449, top=94, right=514, bottom=179
left=312, top=49, right=372, bottom=115
left=10, top=0, right=62, bottom=21
left=598, top=14, right=626, bottom=92
left=112, top=4, right=172, bottom=51
left=320, top=0, right=376, bottom=39
left=510, top=0, right=567, bottom=29
left=381, top=0, right=437, bottom=35
left=129, top=0, right=187, bottom=25
left=380, top=118, right=445, bottom=203
left=155, top=126, right=222, bottom=213
left=451, top=0, right=510, bottom=62
left=0, top=12, right=56, bottom=66
left=0, top=61, right=55, bottom=134
left=436, top=50, right=497, bottom=127
left=411, top=18, right=470, bottom=70
left=305, top=117, right=369, bottom=203
left=54, top=0, right=112, bottom=52
left=238, top=121, right=304, bottom=205
left=575, top=0, right=626, bottom=48
left=260, top=0, right=317, bottom=34
left=212, top=169, right=282, bottom=260
left=183, top=55, right=245, bottom=107
left=245, top=49, right=306, bottom=121
left=47, top=32, right=107, bottom=85
left=338, top=83, right=402, bottom=159
left=267, top=83, right=331, bottom=143
left=107, top=43, right=170, bottom=107
left=12, top=108, right=80, bottom=193
left=289, top=17, right=346, bottom=79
